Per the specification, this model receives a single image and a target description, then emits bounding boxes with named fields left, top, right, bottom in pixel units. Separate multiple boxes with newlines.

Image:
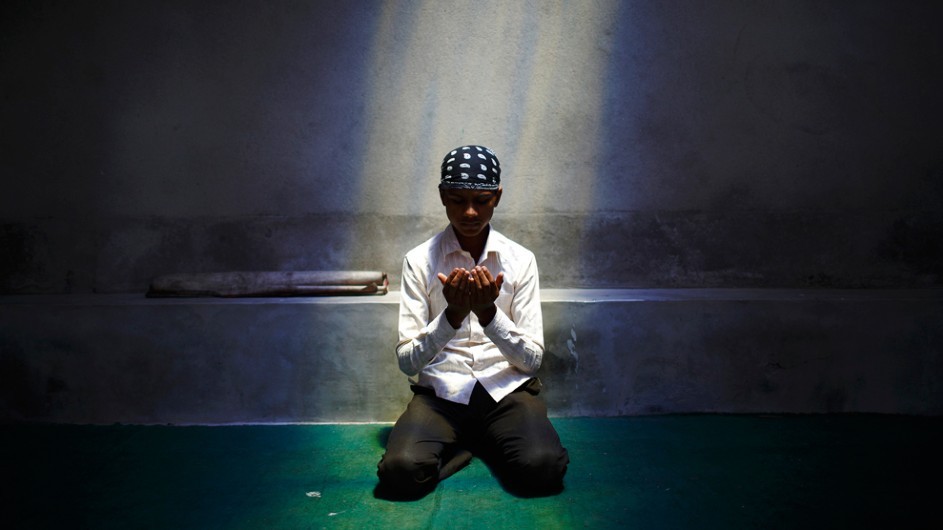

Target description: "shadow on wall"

left=586, top=0, right=943, bottom=288
left=0, top=1, right=381, bottom=293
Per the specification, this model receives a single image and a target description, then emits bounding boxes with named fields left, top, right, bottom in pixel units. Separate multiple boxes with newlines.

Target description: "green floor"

left=4, top=416, right=942, bottom=529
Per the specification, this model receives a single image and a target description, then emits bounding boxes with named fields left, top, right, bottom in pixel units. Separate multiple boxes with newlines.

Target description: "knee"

left=504, top=445, right=569, bottom=495
left=376, top=449, right=438, bottom=496
left=516, top=445, right=569, bottom=480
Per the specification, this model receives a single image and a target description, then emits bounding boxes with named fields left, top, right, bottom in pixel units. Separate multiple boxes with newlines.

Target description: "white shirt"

left=396, top=224, right=544, bottom=404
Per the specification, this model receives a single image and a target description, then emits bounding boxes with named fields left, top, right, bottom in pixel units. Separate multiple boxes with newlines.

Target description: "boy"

left=376, top=145, right=568, bottom=499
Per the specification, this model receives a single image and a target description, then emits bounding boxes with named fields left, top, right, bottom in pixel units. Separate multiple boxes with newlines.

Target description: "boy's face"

left=439, top=187, right=503, bottom=239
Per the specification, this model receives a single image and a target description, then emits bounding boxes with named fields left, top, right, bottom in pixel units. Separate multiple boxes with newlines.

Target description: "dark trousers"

left=376, top=379, right=569, bottom=499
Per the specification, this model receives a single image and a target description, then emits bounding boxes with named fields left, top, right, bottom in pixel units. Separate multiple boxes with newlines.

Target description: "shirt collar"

left=440, top=223, right=504, bottom=263
left=479, top=225, right=505, bottom=262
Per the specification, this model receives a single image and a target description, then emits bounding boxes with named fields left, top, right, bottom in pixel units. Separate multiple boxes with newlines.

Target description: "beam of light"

left=351, top=0, right=624, bottom=281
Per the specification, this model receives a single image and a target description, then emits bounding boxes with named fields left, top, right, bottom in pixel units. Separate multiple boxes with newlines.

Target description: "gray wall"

left=2, top=0, right=942, bottom=293
left=3, top=291, right=941, bottom=423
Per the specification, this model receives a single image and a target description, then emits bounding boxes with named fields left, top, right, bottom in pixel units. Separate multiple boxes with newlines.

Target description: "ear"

left=493, top=187, right=503, bottom=207
left=439, top=189, right=448, bottom=206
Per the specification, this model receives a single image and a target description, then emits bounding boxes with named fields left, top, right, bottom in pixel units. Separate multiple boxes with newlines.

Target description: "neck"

left=453, top=224, right=490, bottom=263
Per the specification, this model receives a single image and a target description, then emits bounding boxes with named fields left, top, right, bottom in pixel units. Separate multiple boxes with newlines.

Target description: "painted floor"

left=4, top=415, right=942, bottom=529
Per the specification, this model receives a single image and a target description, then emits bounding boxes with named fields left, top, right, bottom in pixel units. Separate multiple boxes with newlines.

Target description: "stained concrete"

left=3, top=1, right=942, bottom=425
left=2, top=1, right=942, bottom=294
left=3, top=210, right=942, bottom=294
left=2, top=289, right=940, bottom=424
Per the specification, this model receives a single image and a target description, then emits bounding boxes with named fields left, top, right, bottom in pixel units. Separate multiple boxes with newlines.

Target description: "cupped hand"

left=436, top=266, right=505, bottom=328
left=468, top=266, right=504, bottom=312
left=437, top=268, right=472, bottom=327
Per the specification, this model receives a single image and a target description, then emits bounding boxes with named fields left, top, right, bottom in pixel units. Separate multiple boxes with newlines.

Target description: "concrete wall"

left=2, top=1, right=942, bottom=423
left=2, top=0, right=941, bottom=293
left=2, top=291, right=941, bottom=424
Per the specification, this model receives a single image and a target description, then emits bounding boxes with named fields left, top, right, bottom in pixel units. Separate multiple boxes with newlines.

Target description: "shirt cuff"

left=427, top=309, right=459, bottom=348
left=482, top=307, right=513, bottom=341
left=482, top=309, right=541, bottom=375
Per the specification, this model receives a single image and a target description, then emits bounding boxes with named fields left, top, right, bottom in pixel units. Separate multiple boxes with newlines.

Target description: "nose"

left=463, top=203, right=478, bottom=218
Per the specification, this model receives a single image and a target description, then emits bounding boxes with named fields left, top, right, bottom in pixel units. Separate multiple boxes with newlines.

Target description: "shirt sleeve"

left=482, top=253, right=544, bottom=375
left=395, top=256, right=457, bottom=376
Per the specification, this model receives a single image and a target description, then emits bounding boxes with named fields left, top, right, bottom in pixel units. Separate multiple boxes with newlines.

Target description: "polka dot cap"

left=439, top=145, right=501, bottom=190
